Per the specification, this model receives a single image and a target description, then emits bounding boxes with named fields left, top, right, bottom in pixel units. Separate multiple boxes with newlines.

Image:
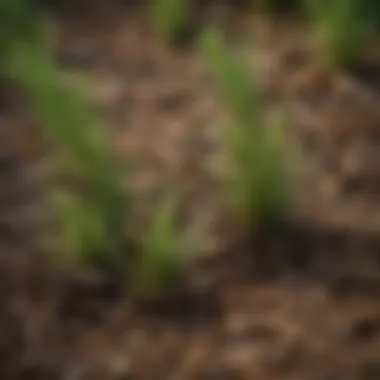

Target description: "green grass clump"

left=49, top=190, right=125, bottom=272
left=2, top=0, right=188, bottom=296
left=150, top=0, right=190, bottom=42
left=0, top=1, right=128, bottom=274
left=305, top=0, right=370, bottom=70
left=363, top=0, right=380, bottom=32
left=0, top=0, right=40, bottom=48
left=132, top=193, right=190, bottom=300
left=9, top=40, right=128, bottom=274
left=199, top=28, right=289, bottom=231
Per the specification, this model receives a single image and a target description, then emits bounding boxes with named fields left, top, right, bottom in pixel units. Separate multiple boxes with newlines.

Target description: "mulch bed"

left=2, top=3, right=380, bottom=379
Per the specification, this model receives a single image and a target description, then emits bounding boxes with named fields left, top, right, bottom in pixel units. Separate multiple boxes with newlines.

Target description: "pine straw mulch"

left=3, top=3, right=380, bottom=379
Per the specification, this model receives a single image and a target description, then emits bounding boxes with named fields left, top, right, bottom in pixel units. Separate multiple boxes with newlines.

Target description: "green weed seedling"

left=198, top=27, right=289, bottom=231
left=363, top=0, right=380, bottom=32
left=0, top=0, right=39, bottom=51
left=150, top=0, right=190, bottom=43
left=132, top=193, right=191, bottom=301
left=198, top=28, right=260, bottom=125
left=305, top=0, right=369, bottom=70
left=49, top=189, right=124, bottom=272
left=9, top=40, right=128, bottom=275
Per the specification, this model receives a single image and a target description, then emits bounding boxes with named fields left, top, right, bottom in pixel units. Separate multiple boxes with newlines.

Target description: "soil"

left=3, top=2, right=380, bottom=379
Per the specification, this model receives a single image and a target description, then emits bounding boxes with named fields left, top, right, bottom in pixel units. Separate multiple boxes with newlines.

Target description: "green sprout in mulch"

left=150, top=0, right=190, bottom=43
left=131, top=192, right=195, bottom=301
left=3, top=0, right=193, bottom=300
left=0, top=0, right=40, bottom=52
left=199, top=27, right=290, bottom=232
left=305, top=0, right=371, bottom=71
left=9, top=38, right=128, bottom=275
